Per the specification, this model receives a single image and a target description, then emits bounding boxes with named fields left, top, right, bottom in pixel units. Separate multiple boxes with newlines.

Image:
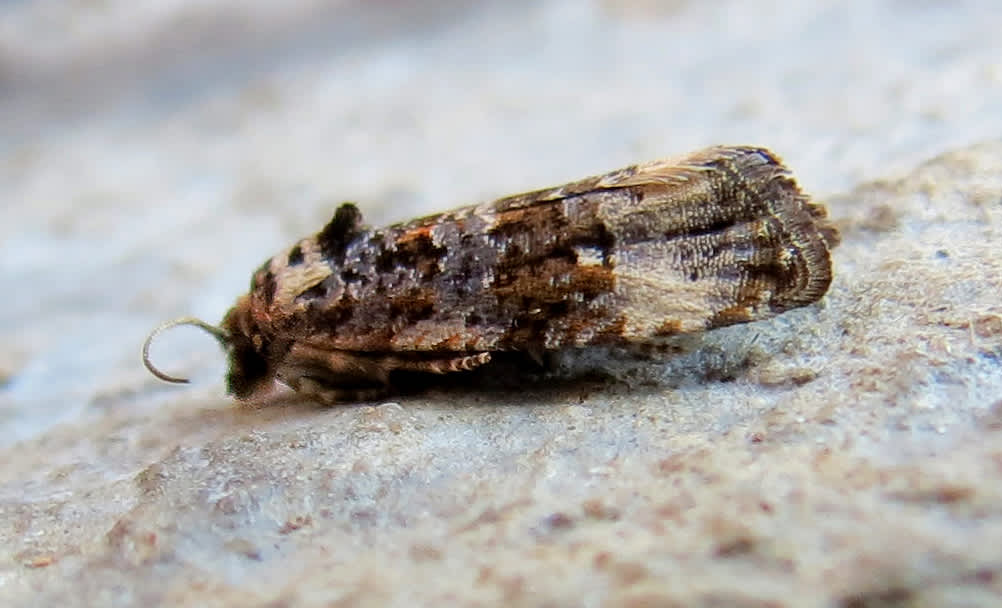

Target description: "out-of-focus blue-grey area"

left=2, top=1, right=1002, bottom=605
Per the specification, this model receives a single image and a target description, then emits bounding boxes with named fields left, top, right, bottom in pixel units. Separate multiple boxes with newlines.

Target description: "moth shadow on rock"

left=364, top=334, right=768, bottom=406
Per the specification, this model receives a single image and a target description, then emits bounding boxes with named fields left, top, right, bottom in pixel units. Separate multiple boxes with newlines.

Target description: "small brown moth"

left=144, top=146, right=838, bottom=403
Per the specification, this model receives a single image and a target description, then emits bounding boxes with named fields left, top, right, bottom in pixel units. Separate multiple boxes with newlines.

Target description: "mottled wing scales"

left=595, top=146, right=835, bottom=336
left=252, top=146, right=835, bottom=357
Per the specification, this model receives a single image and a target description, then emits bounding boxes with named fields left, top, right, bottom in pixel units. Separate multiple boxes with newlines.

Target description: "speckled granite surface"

left=3, top=1, right=1002, bottom=606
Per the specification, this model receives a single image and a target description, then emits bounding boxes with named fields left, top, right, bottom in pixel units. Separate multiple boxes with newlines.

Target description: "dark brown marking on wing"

left=654, top=319, right=684, bottom=336
left=389, top=287, right=438, bottom=324
left=493, top=262, right=617, bottom=348
left=311, top=292, right=356, bottom=328
left=375, top=226, right=446, bottom=281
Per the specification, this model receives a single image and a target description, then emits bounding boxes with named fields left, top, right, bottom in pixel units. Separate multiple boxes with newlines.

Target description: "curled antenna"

left=142, top=317, right=230, bottom=384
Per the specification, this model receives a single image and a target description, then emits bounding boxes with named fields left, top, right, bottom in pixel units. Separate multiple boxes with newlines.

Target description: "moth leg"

left=278, top=343, right=393, bottom=403
left=387, top=352, right=492, bottom=374
left=279, top=344, right=492, bottom=403
left=285, top=343, right=392, bottom=382
left=291, top=376, right=389, bottom=405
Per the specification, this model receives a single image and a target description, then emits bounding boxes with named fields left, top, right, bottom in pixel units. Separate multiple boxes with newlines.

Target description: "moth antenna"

left=142, top=317, right=230, bottom=384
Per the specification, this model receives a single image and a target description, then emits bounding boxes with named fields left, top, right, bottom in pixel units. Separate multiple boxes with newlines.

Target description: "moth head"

left=142, top=296, right=280, bottom=400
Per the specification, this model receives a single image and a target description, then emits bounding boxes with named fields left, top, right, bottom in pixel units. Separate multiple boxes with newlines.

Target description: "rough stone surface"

left=3, top=1, right=1002, bottom=606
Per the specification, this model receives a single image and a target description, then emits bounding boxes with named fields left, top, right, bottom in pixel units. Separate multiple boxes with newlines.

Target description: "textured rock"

left=2, top=1, right=1002, bottom=606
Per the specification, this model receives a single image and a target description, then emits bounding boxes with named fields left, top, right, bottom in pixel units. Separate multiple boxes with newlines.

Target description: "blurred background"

left=4, top=3, right=1002, bottom=604
left=2, top=0, right=1001, bottom=452
left=1, top=1, right=1002, bottom=446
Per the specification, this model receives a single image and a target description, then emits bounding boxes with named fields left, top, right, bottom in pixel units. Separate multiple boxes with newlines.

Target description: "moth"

left=144, top=145, right=838, bottom=403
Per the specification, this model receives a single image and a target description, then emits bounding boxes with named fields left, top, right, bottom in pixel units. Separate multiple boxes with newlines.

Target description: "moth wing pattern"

left=260, top=145, right=835, bottom=355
